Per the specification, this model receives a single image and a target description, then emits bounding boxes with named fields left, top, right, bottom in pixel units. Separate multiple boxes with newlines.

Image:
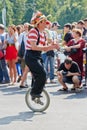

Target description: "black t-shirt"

left=58, top=61, right=81, bottom=74
left=64, top=32, right=73, bottom=43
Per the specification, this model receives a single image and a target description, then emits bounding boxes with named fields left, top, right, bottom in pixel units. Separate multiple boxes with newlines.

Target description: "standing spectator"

left=51, top=22, right=60, bottom=41
left=83, top=18, right=87, bottom=42
left=77, top=20, right=85, bottom=34
left=18, top=23, right=33, bottom=88
left=64, top=29, right=85, bottom=77
left=5, top=25, right=18, bottom=84
left=45, top=21, right=56, bottom=83
left=0, top=24, right=10, bottom=84
left=51, top=21, right=61, bottom=69
left=16, top=25, right=23, bottom=82
left=62, top=23, right=73, bottom=46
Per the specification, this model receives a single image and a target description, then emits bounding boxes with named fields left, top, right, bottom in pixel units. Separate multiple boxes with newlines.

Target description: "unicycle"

left=25, top=88, right=50, bottom=112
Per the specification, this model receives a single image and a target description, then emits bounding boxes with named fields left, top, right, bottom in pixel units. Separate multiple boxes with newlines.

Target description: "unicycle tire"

left=25, top=88, right=50, bottom=112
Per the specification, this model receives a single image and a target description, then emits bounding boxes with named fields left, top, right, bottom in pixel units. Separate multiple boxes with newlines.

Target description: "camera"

left=82, top=48, right=87, bottom=53
left=62, top=71, right=68, bottom=76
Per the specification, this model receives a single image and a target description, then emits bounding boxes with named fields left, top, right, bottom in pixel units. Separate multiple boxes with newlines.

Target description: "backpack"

left=18, top=35, right=25, bottom=58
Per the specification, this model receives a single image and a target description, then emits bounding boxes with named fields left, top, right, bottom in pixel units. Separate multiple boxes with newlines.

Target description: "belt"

left=7, top=43, right=15, bottom=46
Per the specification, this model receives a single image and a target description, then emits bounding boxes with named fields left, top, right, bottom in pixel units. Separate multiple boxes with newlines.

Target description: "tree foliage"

left=0, top=0, right=87, bottom=27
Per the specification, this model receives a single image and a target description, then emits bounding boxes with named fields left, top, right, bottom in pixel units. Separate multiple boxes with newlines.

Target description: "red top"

left=67, top=39, right=85, bottom=60
left=67, top=38, right=85, bottom=75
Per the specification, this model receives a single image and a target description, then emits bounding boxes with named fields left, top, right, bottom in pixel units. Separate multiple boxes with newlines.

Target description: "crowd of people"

left=0, top=11, right=87, bottom=97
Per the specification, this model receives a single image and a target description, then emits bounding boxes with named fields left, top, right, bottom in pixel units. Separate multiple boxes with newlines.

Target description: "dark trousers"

left=25, top=50, right=46, bottom=95
left=0, top=66, right=3, bottom=82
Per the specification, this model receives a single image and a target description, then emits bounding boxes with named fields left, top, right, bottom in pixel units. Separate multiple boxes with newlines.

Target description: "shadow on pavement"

left=0, top=111, right=46, bottom=125
left=64, top=89, right=87, bottom=99
left=50, top=88, right=87, bottom=99
left=0, top=85, right=27, bottom=95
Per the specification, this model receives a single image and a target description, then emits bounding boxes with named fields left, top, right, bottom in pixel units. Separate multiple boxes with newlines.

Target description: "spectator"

left=0, top=24, right=10, bottom=84
left=64, top=28, right=85, bottom=77
left=77, top=20, right=85, bottom=34
left=45, top=21, right=58, bottom=83
left=57, top=57, right=82, bottom=91
left=5, top=25, right=18, bottom=84
left=62, top=23, right=73, bottom=46
left=18, top=23, right=33, bottom=88
left=83, top=18, right=87, bottom=42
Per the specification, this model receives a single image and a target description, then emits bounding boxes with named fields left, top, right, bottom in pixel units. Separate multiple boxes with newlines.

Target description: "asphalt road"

left=0, top=74, right=87, bottom=130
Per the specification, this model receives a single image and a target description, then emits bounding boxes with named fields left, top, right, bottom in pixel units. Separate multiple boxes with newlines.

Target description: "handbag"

left=0, top=50, right=4, bottom=59
left=64, top=39, right=78, bottom=56
left=64, top=48, right=78, bottom=56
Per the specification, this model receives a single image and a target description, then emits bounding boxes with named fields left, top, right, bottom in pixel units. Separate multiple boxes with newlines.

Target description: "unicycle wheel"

left=25, top=88, right=50, bottom=112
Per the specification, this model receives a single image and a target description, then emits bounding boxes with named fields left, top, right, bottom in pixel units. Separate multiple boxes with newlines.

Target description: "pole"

left=2, top=0, right=6, bottom=27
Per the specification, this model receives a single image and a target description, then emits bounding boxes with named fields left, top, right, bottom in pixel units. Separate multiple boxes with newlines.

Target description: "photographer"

left=57, top=57, right=82, bottom=91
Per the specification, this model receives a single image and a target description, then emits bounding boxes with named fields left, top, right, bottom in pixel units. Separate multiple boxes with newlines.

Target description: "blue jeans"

left=41, top=53, right=47, bottom=64
left=45, top=56, right=54, bottom=80
left=0, top=59, right=10, bottom=82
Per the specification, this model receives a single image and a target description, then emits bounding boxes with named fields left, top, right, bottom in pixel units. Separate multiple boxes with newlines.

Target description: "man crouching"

left=57, top=57, right=82, bottom=92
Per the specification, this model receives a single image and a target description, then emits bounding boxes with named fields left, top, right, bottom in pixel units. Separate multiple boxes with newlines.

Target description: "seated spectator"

left=57, top=57, right=82, bottom=91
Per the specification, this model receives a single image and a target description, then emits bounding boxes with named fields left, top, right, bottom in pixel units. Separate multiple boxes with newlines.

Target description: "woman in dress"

left=5, top=25, right=18, bottom=84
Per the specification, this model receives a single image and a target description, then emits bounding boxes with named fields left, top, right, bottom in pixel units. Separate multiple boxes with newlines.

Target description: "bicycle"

left=25, top=87, right=50, bottom=112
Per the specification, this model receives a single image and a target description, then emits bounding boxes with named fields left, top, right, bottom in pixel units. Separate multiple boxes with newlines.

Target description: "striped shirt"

left=26, top=28, right=46, bottom=50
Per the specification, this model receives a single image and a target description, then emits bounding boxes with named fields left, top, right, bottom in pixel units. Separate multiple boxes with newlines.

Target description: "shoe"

left=71, top=87, right=75, bottom=91
left=17, top=76, right=21, bottom=82
left=31, top=94, right=43, bottom=105
left=0, top=80, right=10, bottom=84
left=5, top=81, right=10, bottom=84
left=25, top=84, right=29, bottom=87
left=19, top=85, right=28, bottom=88
left=31, top=94, right=43, bottom=100
left=50, top=80, right=56, bottom=84
left=58, top=88, right=68, bottom=91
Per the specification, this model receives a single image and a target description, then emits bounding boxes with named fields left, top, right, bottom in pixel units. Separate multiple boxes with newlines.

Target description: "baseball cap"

left=52, top=22, right=60, bottom=27
left=64, top=23, right=72, bottom=30
left=77, top=20, right=85, bottom=25
left=83, top=18, right=87, bottom=22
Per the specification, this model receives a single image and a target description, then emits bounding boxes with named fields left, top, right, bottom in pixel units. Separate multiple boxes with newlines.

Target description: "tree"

left=36, top=0, right=58, bottom=22
left=0, top=0, right=87, bottom=27
left=11, top=0, right=27, bottom=25
left=57, top=0, right=87, bottom=27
